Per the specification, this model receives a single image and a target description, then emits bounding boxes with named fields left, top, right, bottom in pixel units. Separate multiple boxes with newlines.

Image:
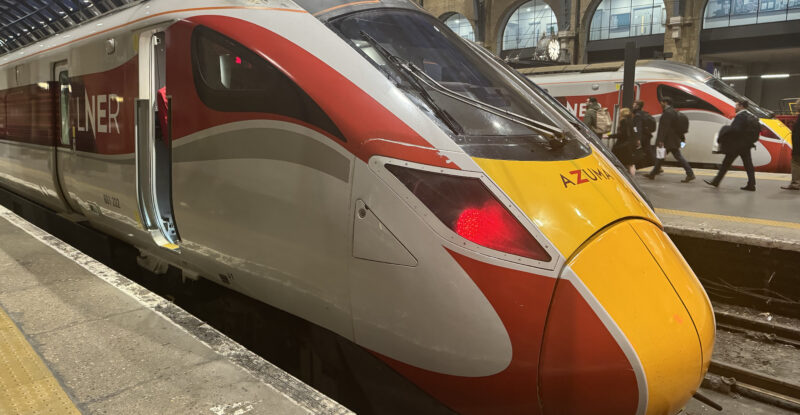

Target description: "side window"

left=191, top=26, right=345, bottom=141
left=59, top=70, right=70, bottom=145
left=657, top=84, right=723, bottom=114
left=0, top=93, right=5, bottom=139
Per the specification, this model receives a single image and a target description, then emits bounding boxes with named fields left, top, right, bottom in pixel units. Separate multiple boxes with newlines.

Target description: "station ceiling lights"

left=761, top=74, right=790, bottom=79
left=720, top=74, right=792, bottom=81
left=0, top=0, right=143, bottom=56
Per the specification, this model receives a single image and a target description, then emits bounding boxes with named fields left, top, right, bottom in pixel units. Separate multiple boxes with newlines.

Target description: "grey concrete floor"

left=0, top=207, right=348, bottom=415
left=637, top=167, right=797, bottom=223
left=636, top=167, right=800, bottom=251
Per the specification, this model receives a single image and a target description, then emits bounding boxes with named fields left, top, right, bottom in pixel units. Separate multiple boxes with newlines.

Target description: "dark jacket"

left=793, top=113, right=800, bottom=158
left=609, top=117, right=639, bottom=165
left=633, top=109, right=653, bottom=142
left=719, top=110, right=758, bottom=155
left=655, top=106, right=682, bottom=150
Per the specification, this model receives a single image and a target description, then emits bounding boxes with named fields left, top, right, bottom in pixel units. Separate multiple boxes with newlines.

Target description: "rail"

left=706, top=307, right=800, bottom=412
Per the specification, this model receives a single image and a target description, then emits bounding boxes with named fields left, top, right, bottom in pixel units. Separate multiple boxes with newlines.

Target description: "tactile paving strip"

left=0, top=307, right=80, bottom=415
left=656, top=208, right=800, bottom=231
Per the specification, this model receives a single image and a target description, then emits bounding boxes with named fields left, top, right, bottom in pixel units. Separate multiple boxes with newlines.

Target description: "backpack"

left=641, top=111, right=656, bottom=135
left=744, top=112, right=761, bottom=144
left=676, top=110, right=689, bottom=135
left=595, top=108, right=612, bottom=134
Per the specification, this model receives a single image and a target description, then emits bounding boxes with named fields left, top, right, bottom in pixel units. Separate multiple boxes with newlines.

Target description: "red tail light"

left=387, top=164, right=551, bottom=261
left=760, top=126, right=778, bottom=139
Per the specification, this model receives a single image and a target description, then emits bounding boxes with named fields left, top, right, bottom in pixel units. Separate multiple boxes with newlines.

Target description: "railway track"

left=705, top=304, right=800, bottom=412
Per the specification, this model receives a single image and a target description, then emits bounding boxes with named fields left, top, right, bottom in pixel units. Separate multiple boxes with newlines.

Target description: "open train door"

left=136, top=27, right=180, bottom=251
left=53, top=60, right=81, bottom=213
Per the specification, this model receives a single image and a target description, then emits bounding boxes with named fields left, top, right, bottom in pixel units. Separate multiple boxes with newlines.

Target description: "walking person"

left=583, top=97, right=601, bottom=134
left=704, top=100, right=759, bottom=191
left=608, top=108, right=640, bottom=175
left=646, top=97, right=695, bottom=182
left=780, top=99, right=800, bottom=190
left=632, top=100, right=657, bottom=169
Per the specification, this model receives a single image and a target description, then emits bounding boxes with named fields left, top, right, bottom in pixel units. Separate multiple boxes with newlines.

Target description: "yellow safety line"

left=643, top=167, right=788, bottom=182
left=0, top=307, right=80, bottom=415
left=656, top=208, right=800, bottom=231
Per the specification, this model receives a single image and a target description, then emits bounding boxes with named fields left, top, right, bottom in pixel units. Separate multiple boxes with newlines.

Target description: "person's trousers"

left=711, top=148, right=755, bottom=187
left=651, top=148, right=694, bottom=177
left=791, top=157, right=800, bottom=186
left=640, top=137, right=653, bottom=166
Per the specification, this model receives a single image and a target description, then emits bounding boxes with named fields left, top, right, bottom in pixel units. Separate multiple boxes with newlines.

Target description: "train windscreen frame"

left=657, top=84, right=723, bottom=114
left=705, top=77, right=772, bottom=119
left=330, top=9, right=592, bottom=162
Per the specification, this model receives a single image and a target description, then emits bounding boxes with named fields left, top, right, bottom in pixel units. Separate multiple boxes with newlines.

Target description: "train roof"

left=520, top=59, right=713, bottom=77
left=293, top=0, right=423, bottom=21
left=524, top=59, right=715, bottom=84
left=638, top=60, right=714, bottom=83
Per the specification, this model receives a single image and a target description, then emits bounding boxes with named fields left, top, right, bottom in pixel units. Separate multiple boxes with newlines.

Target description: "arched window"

left=703, top=0, right=800, bottom=28
left=589, top=0, right=666, bottom=41
left=502, top=1, right=558, bottom=51
left=443, top=13, right=475, bottom=41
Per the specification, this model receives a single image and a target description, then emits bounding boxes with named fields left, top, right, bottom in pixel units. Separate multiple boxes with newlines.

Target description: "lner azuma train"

left=0, top=1, right=714, bottom=414
left=529, top=61, right=794, bottom=173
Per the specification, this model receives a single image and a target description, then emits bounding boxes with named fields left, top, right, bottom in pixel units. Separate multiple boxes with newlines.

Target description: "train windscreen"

left=330, top=9, right=592, bottom=161
left=706, top=77, right=773, bottom=119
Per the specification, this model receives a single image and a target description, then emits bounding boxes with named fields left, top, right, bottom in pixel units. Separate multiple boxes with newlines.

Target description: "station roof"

left=0, top=0, right=142, bottom=56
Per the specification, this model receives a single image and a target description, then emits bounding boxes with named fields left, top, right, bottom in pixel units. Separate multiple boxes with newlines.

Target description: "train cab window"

left=657, top=84, right=722, bottom=114
left=190, top=26, right=344, bottom=141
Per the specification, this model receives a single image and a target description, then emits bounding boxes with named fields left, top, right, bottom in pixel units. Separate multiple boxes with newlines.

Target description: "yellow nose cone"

left=567, top=219, right=714, bottom=414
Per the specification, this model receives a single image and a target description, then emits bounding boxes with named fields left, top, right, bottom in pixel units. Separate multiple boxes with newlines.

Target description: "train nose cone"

left=539, top=219, right=714, bottom=415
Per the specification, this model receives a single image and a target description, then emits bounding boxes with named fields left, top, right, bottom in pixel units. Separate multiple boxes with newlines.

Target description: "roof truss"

left=0, top=0, right=143, bottom=55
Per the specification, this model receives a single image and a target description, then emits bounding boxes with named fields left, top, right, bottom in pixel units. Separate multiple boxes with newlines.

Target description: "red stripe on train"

left=178, top=16, right=452, bottom=167
left=375, top=249, right=638, bottom=415
left=5, top=15, right=453, bottom=168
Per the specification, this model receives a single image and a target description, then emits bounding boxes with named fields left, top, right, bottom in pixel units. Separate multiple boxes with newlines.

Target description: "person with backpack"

left=583, top=97, right=611, bottom=136
left=704, top=100, right=759, bottom=191
left=646, top=97, right=695, bottom=182
left=608, top=107, right=640, bottom=175
left=780, top=99, right=800, bottom=191
left=633, top=100, right=656, bottom=168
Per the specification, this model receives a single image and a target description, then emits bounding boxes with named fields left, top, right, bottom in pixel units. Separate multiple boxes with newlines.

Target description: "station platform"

left=0, top=205, right=351, bottom=415
left=636, top=167, right=800, bottom=252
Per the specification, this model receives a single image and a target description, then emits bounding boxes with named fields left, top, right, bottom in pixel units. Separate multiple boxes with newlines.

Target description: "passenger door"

left=136, top=28, right=180, bottom=250
left=53, top=61, right=80, bottom=212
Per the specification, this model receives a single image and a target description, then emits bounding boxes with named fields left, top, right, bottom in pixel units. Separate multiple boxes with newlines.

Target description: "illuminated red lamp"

left=387, top=164, right=551, bottom=261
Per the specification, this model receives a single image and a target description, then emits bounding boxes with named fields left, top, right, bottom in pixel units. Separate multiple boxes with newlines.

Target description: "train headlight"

left=386, top=164, right=551, bottom=261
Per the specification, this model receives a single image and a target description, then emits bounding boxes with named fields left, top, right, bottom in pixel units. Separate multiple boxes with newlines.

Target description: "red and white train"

left=0, top=1, right=714, bottom=414
left=532, top=60, right=794, bottom=172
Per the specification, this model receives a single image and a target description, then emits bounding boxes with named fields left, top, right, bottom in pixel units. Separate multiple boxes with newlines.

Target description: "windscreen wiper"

left=359, top=32, right=464, bottom=135
left=465, top=40, right=583, bottom=133
left=360, top=31, right=565, bottom=146
left=376, top=39, right=566, bottom=143
left=406, top=61, right=566, bottom=143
